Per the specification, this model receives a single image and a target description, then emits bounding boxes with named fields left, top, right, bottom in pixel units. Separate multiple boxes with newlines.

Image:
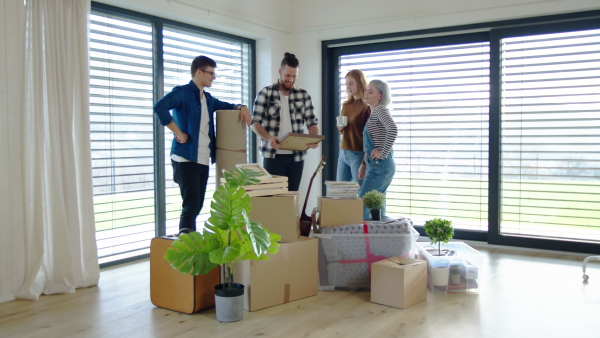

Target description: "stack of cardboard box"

left=233, top=189, right=319, bottom=312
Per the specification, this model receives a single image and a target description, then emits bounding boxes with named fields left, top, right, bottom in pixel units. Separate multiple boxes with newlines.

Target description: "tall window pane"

left=340, top=42, right=490, bottom=230
left=91, top=5, right=254, bottom=266
left=90, top=13, right=155, bottom=264
left=162, top=27, right=251, bottom=235
left=500, top=29, right=600, bottom=243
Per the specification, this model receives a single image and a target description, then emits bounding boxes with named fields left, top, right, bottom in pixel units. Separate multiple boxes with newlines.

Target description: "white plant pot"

left=431, top=266, right=450, bottom=287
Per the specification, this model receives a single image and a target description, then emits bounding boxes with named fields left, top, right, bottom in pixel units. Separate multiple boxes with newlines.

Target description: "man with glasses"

left=154, top=55, right=252, bottom=231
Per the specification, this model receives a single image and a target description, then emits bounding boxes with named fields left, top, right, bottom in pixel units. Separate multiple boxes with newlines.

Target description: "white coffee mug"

left=336, top=116, right=347, bottom=127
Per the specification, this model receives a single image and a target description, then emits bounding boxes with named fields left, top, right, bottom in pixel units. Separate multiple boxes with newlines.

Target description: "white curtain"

left=16, top=0, right=99, bottom=300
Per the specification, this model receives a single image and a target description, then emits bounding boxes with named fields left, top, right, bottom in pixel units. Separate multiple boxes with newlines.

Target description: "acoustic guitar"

left=299, top=155, right=326, bottom=237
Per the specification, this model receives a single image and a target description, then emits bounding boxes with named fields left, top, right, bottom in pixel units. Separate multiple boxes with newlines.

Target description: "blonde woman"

left=358, top=79, right=398, bottom=219
left=336, top=69, right=370, bottom=184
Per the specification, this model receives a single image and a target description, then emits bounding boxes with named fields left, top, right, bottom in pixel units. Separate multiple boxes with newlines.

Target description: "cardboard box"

left=250, top=192, right=299, bottom=242
left=234, top=236, right=318, bottom=311
left=371, top=257, right=427, bottom=309
left=150, top=236, right=220, bottom=314
left=318, top=197, right=363, bottom=228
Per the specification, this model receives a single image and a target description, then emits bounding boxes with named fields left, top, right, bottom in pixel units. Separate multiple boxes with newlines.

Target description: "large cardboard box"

left=250, top=192, right=299, bottom=242
left=371, top=256, right=427, bottom=309
left=150, top=236, right=221, bottom=314
left=318, top=197, right=363, bottom=228
left=234, top=236, right=318, bottom=311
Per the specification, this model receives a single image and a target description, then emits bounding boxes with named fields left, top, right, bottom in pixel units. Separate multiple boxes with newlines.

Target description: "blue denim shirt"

left=154, top=80, right=237, bottom=164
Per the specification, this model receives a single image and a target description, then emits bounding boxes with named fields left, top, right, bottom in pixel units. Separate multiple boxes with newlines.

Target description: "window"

left=161, top=26, right=252, bottom=235
left=324, top=11, right=600, bottom=252
left=90, top=13, right=155, bottom=265
left=90, top=4, right=254, bottom=266
left=499, top=28, right=600, bottom=243
left=338, top=39, right=490, bottom=232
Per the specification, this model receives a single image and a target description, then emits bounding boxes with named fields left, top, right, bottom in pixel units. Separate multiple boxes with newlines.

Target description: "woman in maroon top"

left=336, top=69, right=371, bottom=184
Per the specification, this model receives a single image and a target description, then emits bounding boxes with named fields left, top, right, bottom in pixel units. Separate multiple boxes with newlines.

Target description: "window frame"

left=322, top=10, right=600, bottom=254
left=91, top=2, right=256, bottom=268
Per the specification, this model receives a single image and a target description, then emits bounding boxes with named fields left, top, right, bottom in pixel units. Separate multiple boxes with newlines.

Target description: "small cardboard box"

left=250, top=192, right=299, bottom=242
left=318, top=197, right=363, bottom=228
left=235, top=236, right=318, bottom=311
left=371, top=256, right=427, bottom=309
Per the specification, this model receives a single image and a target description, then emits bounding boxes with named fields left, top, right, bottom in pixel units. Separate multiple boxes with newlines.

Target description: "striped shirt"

left=366, top=105, right=398, bottom=159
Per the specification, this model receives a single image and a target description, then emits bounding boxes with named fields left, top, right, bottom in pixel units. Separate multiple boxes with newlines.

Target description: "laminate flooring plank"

left=0, top=245, right=599, bottom=338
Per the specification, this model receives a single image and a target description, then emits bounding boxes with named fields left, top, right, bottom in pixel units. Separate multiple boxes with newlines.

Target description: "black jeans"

left=263, top=155, right=304, bottom=191
left=172, top=160, right=210, bottom=231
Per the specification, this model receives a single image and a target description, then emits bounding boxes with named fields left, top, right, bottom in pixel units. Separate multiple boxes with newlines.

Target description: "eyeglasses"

left=201, top=69, right=217, bottom=78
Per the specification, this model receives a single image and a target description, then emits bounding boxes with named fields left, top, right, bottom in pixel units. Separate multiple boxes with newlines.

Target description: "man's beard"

left=280, top=79, right=294, bottom=90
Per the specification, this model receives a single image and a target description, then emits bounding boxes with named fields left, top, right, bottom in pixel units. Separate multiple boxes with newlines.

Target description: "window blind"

left=340, top=42, right=490, bottom=230
left=90, top=13, right=155, bottom=264
left=162, top=26, right=250, bottom=235
left=500, top=28, right=600, bottom=243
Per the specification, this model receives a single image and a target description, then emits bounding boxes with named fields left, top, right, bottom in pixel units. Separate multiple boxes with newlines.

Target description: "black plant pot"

left=214, top=283, right=244, bottom=322
left=370, top=209, right=381, bottom=221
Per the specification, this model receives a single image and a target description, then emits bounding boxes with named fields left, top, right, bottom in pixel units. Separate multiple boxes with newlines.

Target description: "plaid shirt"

left=252, top=83, right=318, bottom=161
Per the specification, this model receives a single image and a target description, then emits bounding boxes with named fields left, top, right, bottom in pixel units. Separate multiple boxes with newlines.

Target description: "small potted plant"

left=164, top=167, right=281, bottom=322
left=422, top=218, right=454, bottom=292
left=362, top=190, right=385, bottom=220
left=423, top=218, right=454, bottom=256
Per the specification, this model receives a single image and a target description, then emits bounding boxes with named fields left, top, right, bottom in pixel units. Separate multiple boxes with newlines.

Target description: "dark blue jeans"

left=263, top=155, right=304, bottom=191
left=172, top=160, right=210, bottom=231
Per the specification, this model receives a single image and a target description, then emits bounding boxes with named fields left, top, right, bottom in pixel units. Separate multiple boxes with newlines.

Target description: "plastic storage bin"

left=312, top=227, right=419, bottom=290
left=417, top=242, right=483, bottom=294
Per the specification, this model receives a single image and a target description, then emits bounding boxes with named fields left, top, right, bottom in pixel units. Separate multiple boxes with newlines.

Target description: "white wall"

left=1, top=0, right=598, bottom=302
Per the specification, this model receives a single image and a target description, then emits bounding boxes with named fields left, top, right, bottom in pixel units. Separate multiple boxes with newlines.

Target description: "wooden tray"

left=278, top=133, right=325, bottom=151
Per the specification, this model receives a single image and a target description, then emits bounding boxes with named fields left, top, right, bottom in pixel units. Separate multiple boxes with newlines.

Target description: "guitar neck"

left=301, top=176, right=316, bottom=219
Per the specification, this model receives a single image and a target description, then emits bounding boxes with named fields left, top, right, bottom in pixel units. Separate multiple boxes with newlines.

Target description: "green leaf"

left=209, top=243, right=242, bottom=265
left=208, top=182, right=251, bottom=231
left=246, top=217, right=272, bottom=257
left=164, top=230, right=220, bottom=275
left=224, top=167, right=261, bottom=186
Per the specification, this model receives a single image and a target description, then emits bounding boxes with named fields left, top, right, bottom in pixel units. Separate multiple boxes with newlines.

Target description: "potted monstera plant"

left=164, top=167, right=281, bottom=322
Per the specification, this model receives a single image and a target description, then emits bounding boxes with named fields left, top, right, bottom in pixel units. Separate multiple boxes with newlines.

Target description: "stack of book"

left=325, top=181, right=360, bottom=199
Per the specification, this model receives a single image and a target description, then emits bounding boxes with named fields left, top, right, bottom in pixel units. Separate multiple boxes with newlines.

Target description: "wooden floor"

left=1, top=243, right=599, bottom=338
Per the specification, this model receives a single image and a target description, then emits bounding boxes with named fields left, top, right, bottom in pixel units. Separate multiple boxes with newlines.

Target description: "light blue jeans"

left=336, top=149, right=364, bottom=185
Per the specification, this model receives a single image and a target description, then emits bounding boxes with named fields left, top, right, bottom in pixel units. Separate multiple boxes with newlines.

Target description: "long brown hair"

left=344, top=69, right=368, bottom=104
